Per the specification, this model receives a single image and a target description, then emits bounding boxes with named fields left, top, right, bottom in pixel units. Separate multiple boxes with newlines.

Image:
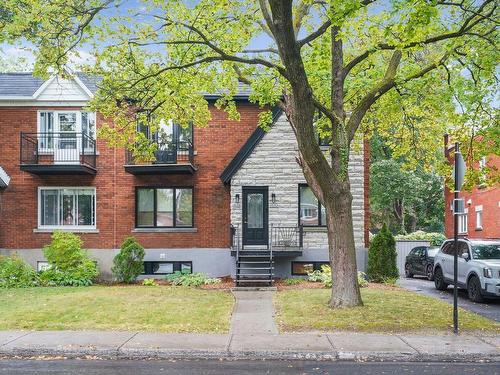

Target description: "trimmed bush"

left=112, top=237, right=145, bottom=283
left=0, top=255, right=38, bottom=288
left=41, top=232, right=99, bottom=286
left=395, top=231, right=446, bottom=246
left=166, top=272, right=221, bottom=287
left=367, top=223, right=399, bottom=282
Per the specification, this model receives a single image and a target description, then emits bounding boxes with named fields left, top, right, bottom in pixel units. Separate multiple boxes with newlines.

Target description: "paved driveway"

left=398, top=277, right=500, bottom=322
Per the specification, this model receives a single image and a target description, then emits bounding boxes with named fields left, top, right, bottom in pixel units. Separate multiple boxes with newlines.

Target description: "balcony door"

left=242, top=187, right=268, bottom=246
left=54, top=112, right=80, bottom=164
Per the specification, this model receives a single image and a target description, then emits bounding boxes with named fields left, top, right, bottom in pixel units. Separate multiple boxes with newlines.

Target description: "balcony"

left=231, top=224, right=303, bottom=257
left=20, top=133, right=97, bottom=175
left=124, top=140, right=196, bottom=175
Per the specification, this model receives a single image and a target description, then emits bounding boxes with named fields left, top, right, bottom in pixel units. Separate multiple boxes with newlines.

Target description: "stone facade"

left=229, top=113, right=368, bottom=272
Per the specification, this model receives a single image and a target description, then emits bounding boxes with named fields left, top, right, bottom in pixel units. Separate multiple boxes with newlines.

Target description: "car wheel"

left=467, top=276, right=485, bottom=303
left=405, top=263, right=413, bottom=278
left=434, top=267, right=448, bottom=290
left=426, top=265, right=434, bottom=281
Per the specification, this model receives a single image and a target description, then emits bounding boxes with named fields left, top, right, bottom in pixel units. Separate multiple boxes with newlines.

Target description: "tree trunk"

left=325, top=182, right=363, bottom=307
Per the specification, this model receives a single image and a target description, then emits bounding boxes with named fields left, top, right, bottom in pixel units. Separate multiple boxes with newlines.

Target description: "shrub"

left=367, top=224, right=399, bottom=283
left=112, top=237, right=145, bottom=283
left=395, top=231, right=446, bottom=246
left=0, top=255, right=38, bottom=288
left=142, top=278, right=157, bottom=286
left=166, top=272, right=220, bottom=287
left=357, top=272, right=369, bottom=288
left=308, top=265, right=332, bottom=287
left=41, top=232, right=99, bottom=286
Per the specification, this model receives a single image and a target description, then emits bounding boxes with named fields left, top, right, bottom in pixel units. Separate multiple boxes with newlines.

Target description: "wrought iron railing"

left=270, top=225, right=303, bottom=250
left=20, top=132, right=97, bottom=168
left=125, top=140, right=194, bottom=165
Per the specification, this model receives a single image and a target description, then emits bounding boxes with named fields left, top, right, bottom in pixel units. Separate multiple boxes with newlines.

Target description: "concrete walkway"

left=230, top=291, right=278, bottom=334
left=0, top=330, right=498, bottom=361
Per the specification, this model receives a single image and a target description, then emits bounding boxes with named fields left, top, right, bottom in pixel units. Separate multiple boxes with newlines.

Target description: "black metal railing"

left=20, top=132, right=96, bottom=168
left=125, top=140, right=194, bottom=166
left=270, top=225, right=303, bottom=249
left=231, top=224, right=241, bottom=252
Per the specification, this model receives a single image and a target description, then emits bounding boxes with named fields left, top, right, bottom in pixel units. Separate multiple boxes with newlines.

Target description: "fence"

left=395, top=240, right=430, bottom=276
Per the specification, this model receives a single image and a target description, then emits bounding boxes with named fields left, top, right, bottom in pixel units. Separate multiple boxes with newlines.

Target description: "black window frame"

left=135, top=186, right=194, bottom=228
left=143, top=261, right=193, bottom=275
left=291, top=261, right=329, bottom=276
left=298, top=184, right=326, bottom=227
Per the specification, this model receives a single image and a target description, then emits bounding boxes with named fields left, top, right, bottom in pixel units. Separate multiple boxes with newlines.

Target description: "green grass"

left=275, top=287, right=500, bottom=333
left=0, top=286, right=234, bottom=333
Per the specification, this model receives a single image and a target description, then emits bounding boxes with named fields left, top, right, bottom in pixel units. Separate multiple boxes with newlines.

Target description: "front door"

left=242, top=187, right=268, bottom=246
left=54, top=112, right=80, bottom=164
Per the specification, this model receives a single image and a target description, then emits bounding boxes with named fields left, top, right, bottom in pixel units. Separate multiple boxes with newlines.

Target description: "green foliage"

left=112, top=237, right=145, bottom=283
left=370, top=157, right=444, bottom=234
left=367, top=224, right=399, bottom=283
left=282, top=278, right=304, bottom=286
left=308, top=265, right=368, bottom=288
left=142, top=278, right=157, bottom=286
left=357, top=272, right=369, bottom=288
left=41, top=232, right=99, bottom=286
left=166, top=272, right=221, bottom=287
left=0, top=256, right=38, bottom=288
left=395, top=231, right=446, bottom=246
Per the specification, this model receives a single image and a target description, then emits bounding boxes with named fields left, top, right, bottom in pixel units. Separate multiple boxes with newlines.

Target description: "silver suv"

left=433, top=239, right=500, bottom=302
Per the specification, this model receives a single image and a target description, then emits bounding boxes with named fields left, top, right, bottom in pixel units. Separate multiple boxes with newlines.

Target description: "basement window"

left=143, top=261, right=192, bottom=275
left=291, top=261, right=329, bottom=276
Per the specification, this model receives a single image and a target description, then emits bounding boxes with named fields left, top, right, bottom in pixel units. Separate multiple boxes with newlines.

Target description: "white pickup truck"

left=433, top=239, right=500, bottom=302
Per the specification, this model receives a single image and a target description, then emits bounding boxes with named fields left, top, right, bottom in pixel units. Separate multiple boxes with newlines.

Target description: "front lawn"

left=275, top=286, right=500, bottom=333
left=0, top=286, right=233, bottom=333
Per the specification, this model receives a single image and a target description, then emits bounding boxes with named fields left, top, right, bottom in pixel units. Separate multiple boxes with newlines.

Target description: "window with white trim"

left=299, top=184, right=325, bottom=226
left=38, top=111, right=96, bottom=151
left=458, top=209, right=468, bottom=234
left=38, top=187, right=96, bottom=229
left=475, top=206, right=483, bottom=230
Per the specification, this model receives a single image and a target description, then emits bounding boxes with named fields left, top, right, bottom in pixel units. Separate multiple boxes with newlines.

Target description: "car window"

left=417, top=248, right=425, bottom=257
left=441, top=242, right=453, bottom=255
left=409, top=248, right=419, bottom=256
left=471, top=244, right=500, bottom=260
left=458, top=242, right=469, bottom=257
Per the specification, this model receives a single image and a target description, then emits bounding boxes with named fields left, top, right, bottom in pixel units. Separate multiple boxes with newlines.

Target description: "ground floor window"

left=291, top=261, right=329, bottom=276
left=298, top=184, right=326, bottom=226
left=143, top=261, right=192, bottom=275
left=38, top=187, right=96, bottom=229
left=136, top=187, right=193, bottom=228
left=458, top=210, right=468, bottom=234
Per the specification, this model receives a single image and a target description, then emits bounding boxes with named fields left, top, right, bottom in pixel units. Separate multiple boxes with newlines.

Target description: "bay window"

left=136, top=187, right=193, bottom=228
left=38, top=187, right=96, bottom=229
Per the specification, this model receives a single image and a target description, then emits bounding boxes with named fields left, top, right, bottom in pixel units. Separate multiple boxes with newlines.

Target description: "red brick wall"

left=0, top=103, right=260, bottom=250
left=444, top=154, right=500, bottom=239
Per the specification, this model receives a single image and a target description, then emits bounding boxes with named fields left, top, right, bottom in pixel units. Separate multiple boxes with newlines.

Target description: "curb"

left=1, top=347, right=499, bottom=363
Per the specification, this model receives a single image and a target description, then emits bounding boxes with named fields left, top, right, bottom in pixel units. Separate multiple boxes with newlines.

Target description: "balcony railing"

left=20, top=132, right=97, bottom=174
left=230, top=224, right=303, bottom=254
left=124, top=140, right=195, bottom=174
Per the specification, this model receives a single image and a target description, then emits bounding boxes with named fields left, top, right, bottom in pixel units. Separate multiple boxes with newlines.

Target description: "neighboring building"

left=0, top=72, right=369, bottom=281
left=444, top=141, right=500, bottom=240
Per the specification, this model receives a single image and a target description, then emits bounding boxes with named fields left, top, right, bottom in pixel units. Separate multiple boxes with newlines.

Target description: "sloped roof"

left=0, top=72, right=252, bottom=99
left=220, top=106, right=283, bottom=184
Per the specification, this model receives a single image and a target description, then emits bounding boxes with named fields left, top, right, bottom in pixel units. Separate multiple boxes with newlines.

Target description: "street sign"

left=453, top=151, right=466, bottom=191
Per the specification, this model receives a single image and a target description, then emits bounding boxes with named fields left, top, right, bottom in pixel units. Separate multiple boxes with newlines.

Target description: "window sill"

left=34, top=228, right=99, bottom=233
left=303, top=226, right=327, bottom=233
left=132, top=227, right=198, bottom=233
left=475, top=227, right=483, bottom=231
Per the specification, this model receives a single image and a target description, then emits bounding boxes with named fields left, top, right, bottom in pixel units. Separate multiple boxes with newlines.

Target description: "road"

left=398, top=277, right=500, bottom=322
left=0, top=359, right=499, bottom=375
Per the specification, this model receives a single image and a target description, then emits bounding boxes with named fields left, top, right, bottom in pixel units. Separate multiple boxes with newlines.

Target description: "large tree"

left=1, top=0, right=498, bottom=307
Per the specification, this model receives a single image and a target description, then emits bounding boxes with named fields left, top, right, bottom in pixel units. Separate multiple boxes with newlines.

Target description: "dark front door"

left=242, top=187, right=268, bottom=246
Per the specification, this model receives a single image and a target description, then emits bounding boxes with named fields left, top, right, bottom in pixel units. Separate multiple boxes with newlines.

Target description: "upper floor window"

left=136, top=187, right=193, bottom=228
left=298, top=184, right=326, bottom=226
left=38, top=187, right=96, bottom=229
left=458, top=209, right=468, bottom=234
left=475, top=206, right=483, bottom=230
left=38, top=111, right=96, bottom=151
left=136, top=119, right=193, bottom=146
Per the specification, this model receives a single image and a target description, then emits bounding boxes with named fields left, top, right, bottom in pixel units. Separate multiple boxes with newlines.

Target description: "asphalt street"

left=0, top=359, right=499, bottom=375
left=398, top=276, right=500, bottom=322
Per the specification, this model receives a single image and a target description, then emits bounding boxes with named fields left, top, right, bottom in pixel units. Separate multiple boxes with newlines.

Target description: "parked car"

left=433, top=239, right=500, bottom=302
left=405, top=246, right=440, bottom=280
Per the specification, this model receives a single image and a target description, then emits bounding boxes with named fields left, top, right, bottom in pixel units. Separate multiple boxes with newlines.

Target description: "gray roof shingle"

left=0, top=72, right=252, bottom=99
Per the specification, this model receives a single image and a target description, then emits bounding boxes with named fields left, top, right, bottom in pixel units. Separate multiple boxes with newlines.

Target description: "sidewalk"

left=0, top=330, right=499, bottom=362
left=1, top=290, right=499, bottom=362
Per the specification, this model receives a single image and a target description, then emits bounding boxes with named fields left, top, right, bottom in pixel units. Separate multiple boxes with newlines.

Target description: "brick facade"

left=444, top=153, right=500, bottom=239
left=0, top=104, right=260, bottom=250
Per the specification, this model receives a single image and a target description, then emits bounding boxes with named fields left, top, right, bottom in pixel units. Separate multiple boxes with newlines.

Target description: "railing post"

left=299, top=224, right=303, bottom=248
